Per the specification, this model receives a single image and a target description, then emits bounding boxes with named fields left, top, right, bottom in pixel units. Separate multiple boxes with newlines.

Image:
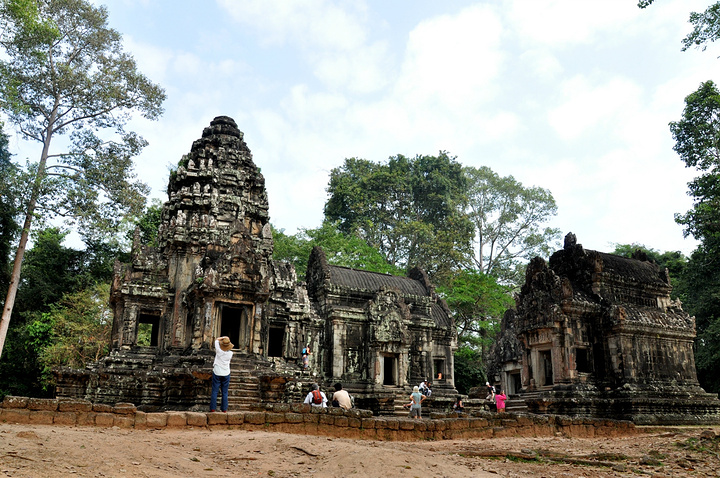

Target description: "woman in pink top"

left=495, top=389, right=507, bottom=413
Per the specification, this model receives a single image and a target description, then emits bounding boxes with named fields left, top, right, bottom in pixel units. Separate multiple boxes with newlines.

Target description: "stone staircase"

left=210, top=353, right=277, bottom=411
left=505, top=393, right=531, bottom=414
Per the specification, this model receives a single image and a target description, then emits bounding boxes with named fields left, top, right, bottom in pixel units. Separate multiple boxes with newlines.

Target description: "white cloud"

left=547, top=75, right=642, bottom=141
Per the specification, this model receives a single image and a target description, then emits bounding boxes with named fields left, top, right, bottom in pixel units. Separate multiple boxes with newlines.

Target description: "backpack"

left=311, top=389, right=323, bottom=404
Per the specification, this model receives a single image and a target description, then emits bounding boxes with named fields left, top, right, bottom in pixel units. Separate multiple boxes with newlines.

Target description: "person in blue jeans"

left=210, top=336, right=234, bottom=412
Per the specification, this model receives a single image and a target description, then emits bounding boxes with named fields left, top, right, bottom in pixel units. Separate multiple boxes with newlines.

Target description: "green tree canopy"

left=0, top=0, right=165, bottom=356
left=464, top=166, right=560, bottom=284
left=272, top=221, right=402, bottom=279
left=324, top=152, right=473, bottom=281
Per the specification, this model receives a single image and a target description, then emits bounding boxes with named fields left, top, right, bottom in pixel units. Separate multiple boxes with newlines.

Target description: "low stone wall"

left=0, top=396, right=637, bottom=441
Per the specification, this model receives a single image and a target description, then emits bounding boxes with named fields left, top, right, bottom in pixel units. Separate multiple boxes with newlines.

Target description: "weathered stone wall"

left=0, top=396, right=638, bottom=441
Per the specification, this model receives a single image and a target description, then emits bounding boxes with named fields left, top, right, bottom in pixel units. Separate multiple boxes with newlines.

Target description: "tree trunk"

left=0, top=120, right=54, bottom=357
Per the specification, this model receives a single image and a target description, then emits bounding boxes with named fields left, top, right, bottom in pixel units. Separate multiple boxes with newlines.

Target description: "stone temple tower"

left=55, top=117, right=275, bottom=409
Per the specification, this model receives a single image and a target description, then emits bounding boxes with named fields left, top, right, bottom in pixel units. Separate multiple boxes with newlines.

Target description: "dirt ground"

left=1, top=423, right=719, bottom=478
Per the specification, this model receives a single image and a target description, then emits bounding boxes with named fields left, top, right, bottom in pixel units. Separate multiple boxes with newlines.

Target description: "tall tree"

left=324, top=152, right=473, bottom=281
left=0, top=0, right=165, bottom=356
left=0, top=128, right=20, bottom=296
left=272, top=222, right=402, bottom=279
left=464, top=166, right=560, bottom=284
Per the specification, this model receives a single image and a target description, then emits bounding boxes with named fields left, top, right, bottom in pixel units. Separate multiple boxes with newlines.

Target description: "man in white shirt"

left=303, top=383, right=327, bottom=408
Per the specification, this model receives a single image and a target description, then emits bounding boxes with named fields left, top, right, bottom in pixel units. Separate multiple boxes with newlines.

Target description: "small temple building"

left=488, top=233, right=720, bottom=424
left=54, top=116, right=457, bottom=414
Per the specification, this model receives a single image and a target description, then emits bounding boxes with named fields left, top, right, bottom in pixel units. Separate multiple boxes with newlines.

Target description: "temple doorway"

left=218, top=303, right=252, bottom=351
left=382, top=354, right=398, bottom=385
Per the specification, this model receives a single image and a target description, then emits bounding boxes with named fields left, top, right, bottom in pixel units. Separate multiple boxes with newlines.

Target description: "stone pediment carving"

left=368, top=289, right=410, bottom=343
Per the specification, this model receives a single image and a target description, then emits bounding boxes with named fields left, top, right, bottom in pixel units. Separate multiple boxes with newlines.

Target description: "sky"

left=11, top=0, right=720, bottom=256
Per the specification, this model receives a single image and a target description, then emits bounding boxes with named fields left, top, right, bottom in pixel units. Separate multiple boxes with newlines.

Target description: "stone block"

left=399, top=419, right=415, bottom=430
left=76, top=412, right=93, bottom=426
left=266, top=412, right=285, bottom=424
left=113, top=403, right=137, bottom=415
left=227, top=412, right=244, bottom=425
left=186, top=412, right=208, bottom=427
left=319, top=414, right=334, bottom=425
left=348, top=417, right=361, bottom=428
left=334, top=416, right=349, bottom=427
left=434, top=420, right=446, bottom=431
left=95, top=413, right=115, bottom=427
left=54, top=411, right=78, bottom=426
left=166, top=412, right=188, bottom=427
left=303, top=413, right=319, bottom=424
left=113, top=415, right=134, bottom=428
left=93, top=403, right=113, bottom=413
left=360, top=418, right=376, bottom=429
left=384, top=418, right=400, bottom=430
left=28, top=410, right=55, bottom=424
left=243, top=411, right=266, bottom=425
left=469, top=417, right=488, bottom=428
left=2, top=396, right=28, bottom=409
left=208, top=412, right=228, bottom=425
left=134, top=411, right=147, bottom=428
left=414, top=420, right=427, bottom=432
left=1, top=408, right=30, bottom=423
left=272, top=403, right=291, bottom=413
left=328, top=407, right=344, bottom=416
left=28, top=398, right=58, bottom=411
left=285, top=413, right=303, bottom=424
left=58, top=399, right=92, bottom=413
left=291, top=403, right=311, bottom=413
left=146, top=413, right=168, bottom=428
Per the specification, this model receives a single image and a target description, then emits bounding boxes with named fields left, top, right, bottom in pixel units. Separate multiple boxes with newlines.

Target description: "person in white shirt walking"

left=210, top=336, right=234, bottom=412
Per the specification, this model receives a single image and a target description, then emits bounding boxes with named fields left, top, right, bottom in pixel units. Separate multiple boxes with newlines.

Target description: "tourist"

left=304, top=383, right=327, bottom=408
left=331, top=382, right=353, bottom=410
left=301, top=344, right=310, bottom=370
left=210, top=336, right=234, bottom=412
left=409, top=385, right=425, bottom=419
left=495, top=389, right=507, bottom=413
left=419, top=379, right=430, bottom=396
left=485, top=381, right=495, bottom=402
left=453, top=395, right=464, bottom=414
left=425, top=381, right=433, bottom=397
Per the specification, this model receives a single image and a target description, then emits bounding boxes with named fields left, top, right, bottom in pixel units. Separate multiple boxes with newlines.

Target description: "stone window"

left=267, top=325, right=285, bottom=357
left=575, top=348, right=592, bottom=374
left=136, top=313, right=160, bottom=347
left=433, top=358, right=445, bottom=382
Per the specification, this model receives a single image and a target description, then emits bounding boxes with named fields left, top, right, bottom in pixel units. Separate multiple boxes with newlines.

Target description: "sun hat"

left=219, top=337, right=234, bottom=351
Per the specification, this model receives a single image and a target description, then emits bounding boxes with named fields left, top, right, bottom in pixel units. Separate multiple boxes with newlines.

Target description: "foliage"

left=670, top=80, right=720, bottom=244
left=681, top=2, right=720, bottom=52
left=324, top=153, right=474, bottom=282
left=464, top=166, right=560, bottom=284
left=0, top=227, right=115, bottom=397
left=129, top=199, right=163, bottom=248
left=695, top=316, right=720, bottom=394
left=453, top=345, right=487, bottom=395
left=0, top=127, right=20, bottom=293
left=272, top=221, right=403, bottom=279
left=437, top=269, right=513, bottom=351
left=0, top=0, right=165, bottom=356
left=35, top=282, right=112, bottom=389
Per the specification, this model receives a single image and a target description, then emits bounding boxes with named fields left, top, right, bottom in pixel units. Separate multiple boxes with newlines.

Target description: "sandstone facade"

left=490, top=233, right=720, bottom=425
left=54, top=117, right=457, bottom=414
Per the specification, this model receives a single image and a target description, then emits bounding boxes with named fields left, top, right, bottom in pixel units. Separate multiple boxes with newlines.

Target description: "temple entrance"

left=539, top=350, right=554, bottom=386
left=218, top=303, right=252, bottom=351
left=382, top=354, right=398, bottom=385
left=136, top=312, right=160, bottom=347
left=267, top=325, right=285, bottom=357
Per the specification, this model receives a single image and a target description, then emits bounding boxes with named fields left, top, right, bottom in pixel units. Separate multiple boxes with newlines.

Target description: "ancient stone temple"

left=489, top=233, right=720, bottom=424
left=54, top=116, right=457, bottom=413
